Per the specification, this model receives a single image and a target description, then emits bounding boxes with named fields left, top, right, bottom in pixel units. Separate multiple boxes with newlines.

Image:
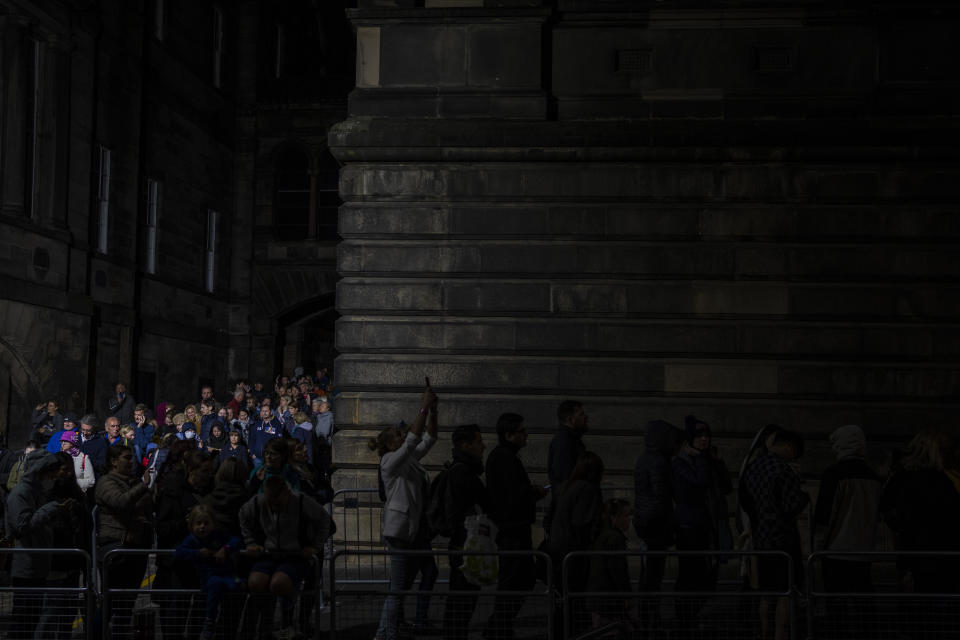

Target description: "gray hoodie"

left=5, top=450, right=64, bottom=579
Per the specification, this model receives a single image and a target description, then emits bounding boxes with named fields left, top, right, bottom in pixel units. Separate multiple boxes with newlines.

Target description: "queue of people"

left=4, top=369, right=960, bottom=640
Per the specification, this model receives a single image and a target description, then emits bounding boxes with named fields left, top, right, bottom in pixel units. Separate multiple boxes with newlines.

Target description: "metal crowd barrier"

left=563, top=549, right=796, bottom=640
left=807, top=550, right=960, bottom=640
left=327, top=488, right=390, bottom=584
left=0, top=547, right=95, bottom=640
left=100, top=548, right=326, bottom=640
left=329, top=548, right=554, bottom=640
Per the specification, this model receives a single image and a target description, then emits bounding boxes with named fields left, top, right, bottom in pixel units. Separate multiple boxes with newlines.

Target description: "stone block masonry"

left=329, top=3, right=960, bottom=499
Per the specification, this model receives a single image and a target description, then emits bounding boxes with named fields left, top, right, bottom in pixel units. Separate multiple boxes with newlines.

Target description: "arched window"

left=274, top=147, right=310, bottom=240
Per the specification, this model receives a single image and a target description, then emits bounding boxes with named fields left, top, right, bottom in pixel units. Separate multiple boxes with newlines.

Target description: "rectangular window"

left=274, top=24, right=284, bottom=79
left=27, top=39, right=43, bottom=219
left=145, top=178, right=161, bottom=274
left=96, top=146, right=111, bottom=254
left=154, top=0, right=165, bottom=41
left=205, top=209, right=217, bottom=292
left=213, top=6, right=224, bottom=88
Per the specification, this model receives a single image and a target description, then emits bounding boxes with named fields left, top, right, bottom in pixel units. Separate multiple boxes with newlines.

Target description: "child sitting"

left=174, top=504, right=244, bottom=639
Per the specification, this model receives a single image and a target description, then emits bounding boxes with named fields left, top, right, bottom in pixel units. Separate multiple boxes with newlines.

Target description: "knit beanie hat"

left=684, top=414, right=712, bottom=444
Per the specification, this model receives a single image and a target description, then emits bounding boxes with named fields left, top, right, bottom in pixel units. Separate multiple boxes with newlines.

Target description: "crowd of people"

left=369, top=381, right=960, bottom=640
left=0, top=369, right=335, bottom=640
left=2, top=370, right=959, bottom=640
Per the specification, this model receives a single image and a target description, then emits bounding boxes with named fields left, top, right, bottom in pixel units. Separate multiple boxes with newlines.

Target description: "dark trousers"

left=821, top=558, right=874, bottom=639
left=639, top=541, right=669, bottom=630
left=442, top=556, right=481, bottom=640
left=675, top=526, right=718, bottom=624
left=486, top=530, right=536, bottom=639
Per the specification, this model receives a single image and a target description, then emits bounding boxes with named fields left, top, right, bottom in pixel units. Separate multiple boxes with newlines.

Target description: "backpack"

left=426, top=461, right=463, bottom=538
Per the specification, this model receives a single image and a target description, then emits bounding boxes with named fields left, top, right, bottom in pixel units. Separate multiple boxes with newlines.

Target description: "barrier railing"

left=806, top=551, right=960, bottom=640
left=100, top=548, right=326, bottom=640
left=327, top=488, right=390, bottom=584
left=0, top=547, right=95, bottom=640
left=563, top=549, right=796, bottom=640
left=329, top=548, right=554, bottom=640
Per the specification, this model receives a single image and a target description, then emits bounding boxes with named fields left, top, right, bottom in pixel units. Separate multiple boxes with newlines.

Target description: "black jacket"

left=447, top=449, right=488, bottom=549
left=485, top=442, right=538, bottom=542
left=633, top=420, right=681, bottom=547
left=547, top=426, right=586, bottom=488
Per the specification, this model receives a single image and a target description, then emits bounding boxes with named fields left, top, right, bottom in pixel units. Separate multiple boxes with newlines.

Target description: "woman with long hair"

left=369, top=380, right=438, bottom=640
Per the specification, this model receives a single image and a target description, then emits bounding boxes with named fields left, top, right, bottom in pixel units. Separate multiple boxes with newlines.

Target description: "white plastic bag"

left=460, top=512, right=499, bottom=586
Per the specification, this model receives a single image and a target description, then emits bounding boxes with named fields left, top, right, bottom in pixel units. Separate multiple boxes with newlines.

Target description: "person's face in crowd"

left=567, top=405, right=589, bottom=433
left=293, top=443, right=308, bottom=463
left=253, top=382, right=263, bottom=391
left=115, top=383, right=126, bottom=397
left=57, top=461, right=74, bottom=482
left=191, top=516, right=213, bottom=540
left=614, top=505, right=633, bottom=533
left=47, top=401, right=58, bottom=415
left=386, top=427, right=406, bottom=453
left=238, top=409, right=249, bottom=422
left=229, top=431, right=241, bottom=445
left=262, top=397, right=272, bottom=408
left=505, top=421, right=528, bottom=449
left=187, top=459, right=214, bottom=490
left=219, top=408, right=229, bottom=422
left=133, top=409, right=145, bottom=424
left=319, top=401, right=330, bottom=414
left=61, top=440, right=75, bottom=452
left=280, top=376, right=289, bottom=386
left=462, top=431, right=485, bottom=461
left=263, top=446, right=284, bottom=470
left=164, top=412, right=174, bottom=426
left=211, top=425, right=224, bottom=440
left=260, top=405, right=272, bottom=421
left=111, top=449, right=134, bottom=475
left=246, top=397, right=257, bottom=410
left=185, top=406, right=197, bottom=421
left=200, top=403, right=212, bottom=416
left=105, top=418, right=120, bottom=439
left=692, top=426, right=711, bottom=452
left=120, top=427, right=135, bottom=441
left=80, top=422, right=95, bottom=439
left=63, top=419, right=76, bottom=431
left=299, top=382, right=310, bottom=395
left=201, top=387, right=214, bottom=402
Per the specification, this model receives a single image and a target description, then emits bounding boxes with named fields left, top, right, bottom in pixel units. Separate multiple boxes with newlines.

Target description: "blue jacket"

left=45, top=428, right=79, bottom=454
left=174, top=530, right=242, bottom=582
left=218, top=444, right=250, bottom=469
left=248, top=418, right=281, bottom=460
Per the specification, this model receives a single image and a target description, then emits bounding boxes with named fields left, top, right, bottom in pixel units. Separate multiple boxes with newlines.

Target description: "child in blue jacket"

left=174, top=504, right=244, bottom=639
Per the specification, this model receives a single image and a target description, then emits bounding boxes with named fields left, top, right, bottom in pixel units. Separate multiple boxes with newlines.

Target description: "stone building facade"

left=1, top=0, right=958, bottom=495
left=0, top=0, right=351, bottom=445
left=329, top=0, right=960, bottom=488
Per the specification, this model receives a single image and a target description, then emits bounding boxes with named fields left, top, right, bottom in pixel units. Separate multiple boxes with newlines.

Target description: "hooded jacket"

left=239, top=490, right=332, bottom=553
left=633, top=420, right=681, bottom=547
left=6, top=450, right=64, bottom=579
left=814, top=425, right=881, bottom=553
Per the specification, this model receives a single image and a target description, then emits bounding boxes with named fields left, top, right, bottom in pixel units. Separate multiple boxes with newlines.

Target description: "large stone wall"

left=329, top=2, right=960, bottom=493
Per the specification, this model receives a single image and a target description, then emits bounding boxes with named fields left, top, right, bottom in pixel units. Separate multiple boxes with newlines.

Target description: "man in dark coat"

left=442, top=424, right=490, bottom=640
left=483, top=413, right=546, bottom=640
left=547, top=400, right=589, bottom=488
left=633, top=419, right=683, bottom=631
